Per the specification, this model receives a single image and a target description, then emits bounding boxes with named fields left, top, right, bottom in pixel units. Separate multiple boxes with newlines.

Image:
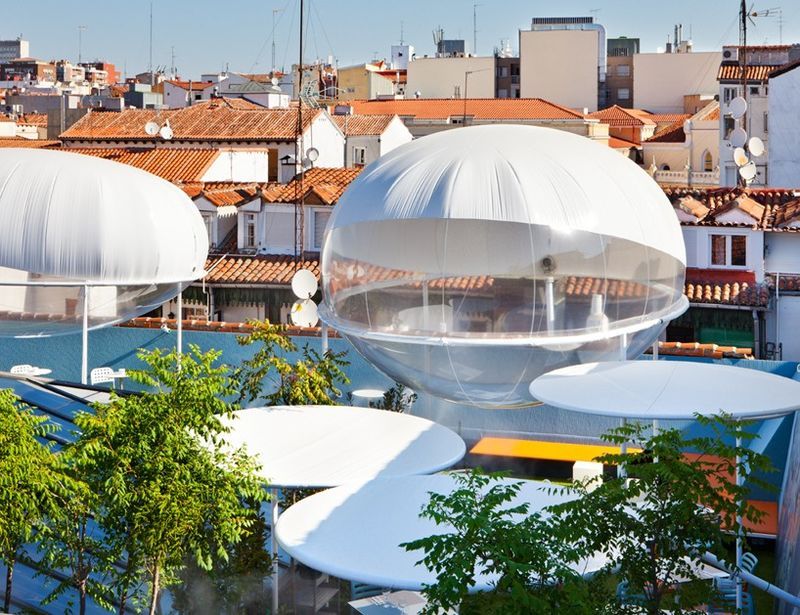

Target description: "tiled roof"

left=0, top=138, right=59, bottom=148
left=61, top=98, right=318, bottom=142
left=647, top=119, right=685, bottom=143
left=769, top=59, right=800, bottom=79
left=684, top=268, right=768, bottom=307
left=70, top=147, right=218, bottom=182
left=588, top=105, right=655, bottom=126
left=204, top=253, right=321, bottom=285
left=261, top=167, right=362, bottom=205
left=17, top=113, right=47, bottom=126
left=662, top=187, right=800, bottom=230
left=648, top=113, right=690, bottom=125
left=608, top=136, right=638, bottom=149
left=166, top=80, right=216, bottom=90
left=346, top=98, right=585, bottom=120
left=652, top=341, right=753, bottom=359
left=201, top=183, right=261, bottom=207
left=331, top=113, right=397, bottom=135
left=718, top=63, right=784, bottom=82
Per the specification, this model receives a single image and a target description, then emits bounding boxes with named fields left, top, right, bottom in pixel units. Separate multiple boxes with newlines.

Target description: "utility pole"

left=77, top=25, right=86, bottom=64
left=295, top=0, right=305, bottom=264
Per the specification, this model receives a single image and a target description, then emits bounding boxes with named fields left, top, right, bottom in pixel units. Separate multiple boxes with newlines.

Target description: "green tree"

left=236, top=320, right=349, bottom=405
left=550, top=415, right=775, bottom=614
left=368, top=383, right=417, bottom=413
left=72, top=346, right=267, bottom=615
left=0, top=389, right=62, bottom=613
left=401, top=470, right=612, bottom=614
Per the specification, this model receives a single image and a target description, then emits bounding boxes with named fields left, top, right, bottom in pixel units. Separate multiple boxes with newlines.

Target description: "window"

left=723, top=115, right=735, bottom=140
left=243, top=213, right=257, bottom=249
left=763, top=111, right=768, bottom=133
left=616, top=64, right=630, bottom=77
left=194, top=93, right=202, bottom=101
left=617, top=88, right=630, bottom=100
left=749, top=85, right=760, bottom=97
left=703, top=150, right=713, bottom=172
left=722, top=87, right=738, bottom=104
left=202, top=212, right=214, bottom=246
left=710, top=234, right=747, bottom=267
left=313, top=210, right=331, bottom=250
left=497, top=88, right=508, bottom=98
left=353, top=146, right=367, bottom=166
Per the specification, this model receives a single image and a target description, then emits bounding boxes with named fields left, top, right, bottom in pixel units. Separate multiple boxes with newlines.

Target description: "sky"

left=4, top=0, right=799, bottom=79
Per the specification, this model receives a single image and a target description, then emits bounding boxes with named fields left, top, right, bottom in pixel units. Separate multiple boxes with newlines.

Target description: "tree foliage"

left=368, top=383, right=417, bottom=413
left=401, top=470, right=612, bottom=614
left=235, top=320, right=349, bottom=406
left=71, top=345, right=267, bottom=615
left=0, top=389, right=62, bottom=613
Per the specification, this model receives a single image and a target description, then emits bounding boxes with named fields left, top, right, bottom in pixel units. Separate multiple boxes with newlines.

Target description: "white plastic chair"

left=10, top=364, right=34, bottom=375
left=90, top=367, right=115, bottom=386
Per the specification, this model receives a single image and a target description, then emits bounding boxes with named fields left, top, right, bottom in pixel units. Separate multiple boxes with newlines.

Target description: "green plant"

left=369, top=383, right=417, bottom=413
left=401, top=470, right=611, bottom=614
left=236, top=320, right=350, bottom=406
left=549, top=415, right=775, bottom=614
left=71, top=345, right=267, bottom=615
left=0, top=389, right=62, bottom=613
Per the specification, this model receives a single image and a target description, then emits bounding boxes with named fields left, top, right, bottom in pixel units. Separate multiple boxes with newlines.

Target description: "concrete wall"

left=681, top=226, right=764, bottom=280
left=643, top=115, right=719, bottom=176
left=202, top=150, right=270, bottom=182
left=720, top=84, right=770, bottom=187
left=379, top=116, right=414, bottom=157
left=407, top=56, right=495, bottom=99
left=337, top=65, right=394, bottom=101
left=768, top=67, right=800, bottom=188
left=634, top=52, right=721, bottom=113
left=519, top=29, right=598, bottom=112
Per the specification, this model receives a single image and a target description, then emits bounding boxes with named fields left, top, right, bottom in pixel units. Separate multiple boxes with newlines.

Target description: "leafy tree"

left=72, top=346, right=267, bottom=615
left=0, top=389, right=62, bottom=613
left=550, top=415, right=775, bottom=614
left=401, top=470, right=612, bottom=614
left=236, top=320, right=349, bottom=405
left=368, top=383, right=417, bottom=413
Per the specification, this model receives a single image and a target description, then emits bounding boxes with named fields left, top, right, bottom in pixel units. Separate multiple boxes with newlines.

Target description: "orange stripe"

left=470, top=437, right=641, bottom=464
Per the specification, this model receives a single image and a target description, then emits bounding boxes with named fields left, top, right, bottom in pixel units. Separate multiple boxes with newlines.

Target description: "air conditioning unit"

left=722, top=47, right=739, bottom=62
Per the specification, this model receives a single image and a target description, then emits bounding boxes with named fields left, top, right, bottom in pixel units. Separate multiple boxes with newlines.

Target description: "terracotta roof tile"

left=647, top=119, right=686, bottom=143
left=0, top=139, right=60, bottom=148
left=718, top=63, right=784, bottom=82
left=648, top=113, right=690, bottom=124
left=346, top=98, right=584, bottom=120
left=331, top=113, right=397, bottom=135
left=166, top=80, right=216, bottom=90
left=261, top=167, right=361, bottom=205
left=608, top=136, right=638, bottom=149
left=653, top=342, right=753, bottom=359
left=70, top=147, right=218, bottom=182
left=17, top=112, right=47, bottom=126
left=684, top=268, right=768, bottom=307
left=204, top=254, right=321, bottom=285
left=588, top=105, right=655, bottom=126
left=61, top=97, right=318, bottom=142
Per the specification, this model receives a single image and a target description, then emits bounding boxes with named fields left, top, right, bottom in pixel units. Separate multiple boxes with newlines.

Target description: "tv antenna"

left=473, top=3, right=481, bottom=55
left=271, top=8, right=282, bottom=74
left=77, top=25, right=87, bottom=64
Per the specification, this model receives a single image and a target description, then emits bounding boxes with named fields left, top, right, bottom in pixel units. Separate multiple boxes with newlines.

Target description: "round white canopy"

left=0, top=148, right=207, bottom=283
left=220, top=406, right=466, bottom=488
left=329, top=124, right=686, bottom=267
left=530, top=361, right=800, bottom=420
left=276, top=474, right=608, bottom=590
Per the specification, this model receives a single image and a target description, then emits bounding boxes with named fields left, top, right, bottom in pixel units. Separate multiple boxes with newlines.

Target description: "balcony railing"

left=653, top=169, right=720, bottom=187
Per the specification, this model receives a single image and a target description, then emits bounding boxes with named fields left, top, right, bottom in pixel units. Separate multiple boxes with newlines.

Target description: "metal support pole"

left=272, top=488, right=280, bottom=614
left=619, top=332, right=628, bottom=361
left=652, top=341, right=659, bottom=360
left=545, top=276, right=555, bottom=333
left=321, top=322, right=329, bottom=353
left=618, top=417, right=628, bottom=478
left=735, top=434, right=743, bottom=612
left=81, top=285, right=89, bottom=385
left=177, top=291, right=183, bottom=359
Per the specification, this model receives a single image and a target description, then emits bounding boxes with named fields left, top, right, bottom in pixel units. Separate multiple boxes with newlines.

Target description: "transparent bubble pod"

left=321, top=126, right=687, bottom=408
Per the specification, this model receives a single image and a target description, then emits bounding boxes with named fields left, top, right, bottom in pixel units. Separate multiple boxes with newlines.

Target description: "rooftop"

left=345, top=98, right=585, bottom=121
left=331, top=113, right=398, bottom=136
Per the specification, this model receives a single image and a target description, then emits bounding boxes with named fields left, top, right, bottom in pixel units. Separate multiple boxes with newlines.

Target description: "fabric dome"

left=0, top=148, right=208, bottom=337
left=321, top=125, right=687, bottom=408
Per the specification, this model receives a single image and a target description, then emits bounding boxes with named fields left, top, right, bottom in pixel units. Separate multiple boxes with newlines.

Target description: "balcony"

left=653, top=168, right=720, bottom=187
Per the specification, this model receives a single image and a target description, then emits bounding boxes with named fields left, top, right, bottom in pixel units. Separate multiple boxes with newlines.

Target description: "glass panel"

left=711, top=234, right=727, bottom=265
left=731, top=235, right=747, bottom=266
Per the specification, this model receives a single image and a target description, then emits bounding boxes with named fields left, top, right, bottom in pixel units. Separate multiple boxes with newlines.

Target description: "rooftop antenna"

left=473, top=3, right=481, bottom=55
left=400, top=20, right=404, bottom=46
left=77, top=25, right=87, bottom=64
left=148, top=1, right=153, bottom=85
left=272, top=8, right=282, bottom=74
left=295, top=0, right=306, bottom=265
left=170, top=45, right=176, bottom=79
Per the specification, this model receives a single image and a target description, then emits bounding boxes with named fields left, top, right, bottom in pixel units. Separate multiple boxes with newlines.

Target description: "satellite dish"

left=271, top=76, right=280, bottom=86
left=290, top=299, right=319, bottom=327
left=291, top=268, right=318, bottom=299
left=749, top=136, right=765, bottom=157
left=729, top=96, right=747, bottom=120
left=733, top=147, right=749, bottom=167
left=306, top=147, right=319, bottom=162
left=159, top=120, right=173, bottom=141
left=144, top=121, right=159, bottom=136
left=739, top=161, right=757, bottom=181
left=730, top=127, right=747, bottom=148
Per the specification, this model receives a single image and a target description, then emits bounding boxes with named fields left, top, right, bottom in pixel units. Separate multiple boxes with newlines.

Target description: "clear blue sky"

left=4, top=0, right=799, bottom=79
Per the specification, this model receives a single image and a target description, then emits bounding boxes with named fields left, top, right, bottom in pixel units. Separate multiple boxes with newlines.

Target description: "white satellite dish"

left=729, top=96, right=747, bottom=120
left=749, top=136, right=765, bottom=157
left=306, top=147, right=319, bottom=162
left=290, top=299, right=319, bottom=327
left=271, top=76, right=280, bottom=86
left=730, top=127, right=748, bottom=148
left=159, top=120, right=174, bottom=140
left=739, top=161, right=758, bottom=181
left=291, top=268, right=318, bottom=299
left=733, top=147, right=749, bottom=167
left=144, top=121, right=159, bottom=136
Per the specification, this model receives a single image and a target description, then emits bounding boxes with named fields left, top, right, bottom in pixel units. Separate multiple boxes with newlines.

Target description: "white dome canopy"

left=330, top=125, right=685, bottom=267
left=322, top=125, right=687, bottom=408
left=0, top=148, right=207, bottom=283
left=0, top=148, right=208, bottom=338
